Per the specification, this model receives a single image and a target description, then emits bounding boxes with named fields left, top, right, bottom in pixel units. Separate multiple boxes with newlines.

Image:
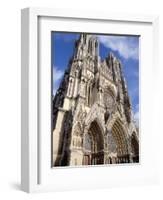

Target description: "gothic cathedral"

left=52, top=34, right=139, bottom=167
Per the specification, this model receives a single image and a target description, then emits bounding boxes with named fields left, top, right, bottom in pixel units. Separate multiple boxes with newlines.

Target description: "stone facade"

left=52, top=34, right=139, bottom=167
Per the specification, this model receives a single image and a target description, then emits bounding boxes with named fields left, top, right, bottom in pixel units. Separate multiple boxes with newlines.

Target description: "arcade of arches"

left=82, top=119, right=139, bottom=165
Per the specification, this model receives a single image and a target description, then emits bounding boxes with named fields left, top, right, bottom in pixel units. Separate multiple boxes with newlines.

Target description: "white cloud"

left=98, top=35, right=139, bottom=60
left=53, top=66, right=64, bottom=95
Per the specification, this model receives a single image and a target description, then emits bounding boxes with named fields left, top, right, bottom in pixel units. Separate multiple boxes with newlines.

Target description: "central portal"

left=83, top=121, right=104, bottom=165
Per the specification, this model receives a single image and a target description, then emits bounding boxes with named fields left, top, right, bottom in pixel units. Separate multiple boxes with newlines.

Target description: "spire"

left=74, top=33, right=99, bottom=59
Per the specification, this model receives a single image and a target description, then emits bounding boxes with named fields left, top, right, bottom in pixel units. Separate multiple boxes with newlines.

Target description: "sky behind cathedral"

left=52, top=32, right=139, bottom=125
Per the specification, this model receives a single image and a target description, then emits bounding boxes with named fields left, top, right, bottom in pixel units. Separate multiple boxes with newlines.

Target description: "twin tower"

left=52, top=34, right=139, bottom=167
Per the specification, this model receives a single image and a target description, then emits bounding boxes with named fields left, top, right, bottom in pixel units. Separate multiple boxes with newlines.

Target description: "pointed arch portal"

left=111, top=119, right=130, bottom=163
left=83, top=121, right=104, bottom=165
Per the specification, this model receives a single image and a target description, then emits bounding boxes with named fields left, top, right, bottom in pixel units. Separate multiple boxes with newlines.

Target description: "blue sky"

left=52, top=32, right=139, bottom=125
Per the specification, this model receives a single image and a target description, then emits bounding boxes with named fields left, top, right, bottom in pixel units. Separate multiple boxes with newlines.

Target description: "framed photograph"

left=51, top=31, right=140, bottom=167
left=21, top=8, right=159, bottom=193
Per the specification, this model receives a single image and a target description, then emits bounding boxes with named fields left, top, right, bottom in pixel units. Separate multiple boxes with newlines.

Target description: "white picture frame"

left=21, top=7, right=159, bottom=193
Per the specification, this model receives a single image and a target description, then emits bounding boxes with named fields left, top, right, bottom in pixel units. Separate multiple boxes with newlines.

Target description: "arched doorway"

left=111, top=119, right=130, bottom=163
left=131, top=133, right=139, bottom=163
left=83, top=121, right=104, bottom=165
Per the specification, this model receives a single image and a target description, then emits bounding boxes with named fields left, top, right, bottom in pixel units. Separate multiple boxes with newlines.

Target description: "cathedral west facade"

left=52, top=33, right=139, bottom=167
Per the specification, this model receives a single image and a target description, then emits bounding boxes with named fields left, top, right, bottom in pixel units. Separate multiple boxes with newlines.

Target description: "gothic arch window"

left=83, top=34, right=87, bottom=44
left=86, top=80, right=97, bottom=107
left=88, top=40, right=92, bottom=54
left=91, top=82, right=97, bottom=105
left=95, top=40, right=98, bottom=48
left=87, top=83, right=92, bottom=106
